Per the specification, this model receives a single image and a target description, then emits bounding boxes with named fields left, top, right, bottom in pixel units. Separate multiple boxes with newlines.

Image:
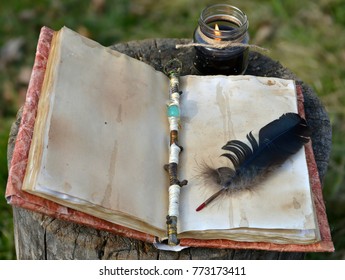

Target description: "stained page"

left=177, top=75, right=318, bottom=242
left=23, top=27, right=170, bottom=237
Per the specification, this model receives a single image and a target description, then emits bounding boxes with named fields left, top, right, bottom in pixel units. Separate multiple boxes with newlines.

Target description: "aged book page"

left=22, top=27, right=170, bottom=238
left=177, top=76, right=319, bottom=243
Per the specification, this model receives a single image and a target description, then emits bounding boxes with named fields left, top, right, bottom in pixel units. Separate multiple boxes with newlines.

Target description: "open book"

left=6, top=26, right=334, bottom=252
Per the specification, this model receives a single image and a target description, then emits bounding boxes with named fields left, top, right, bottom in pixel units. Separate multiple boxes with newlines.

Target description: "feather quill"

left=196, top=113, right=311, bottom=212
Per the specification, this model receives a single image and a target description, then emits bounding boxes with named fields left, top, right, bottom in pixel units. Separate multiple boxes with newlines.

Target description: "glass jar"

left=193, top=4, right=249, bottom=75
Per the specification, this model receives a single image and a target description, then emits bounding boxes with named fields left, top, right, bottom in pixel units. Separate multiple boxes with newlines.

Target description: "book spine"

left=164, top=60, right=187, bottom=246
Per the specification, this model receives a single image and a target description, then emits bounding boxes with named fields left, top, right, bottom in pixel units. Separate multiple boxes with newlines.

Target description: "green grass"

left=1, top=0, right=344, bottom=259
left=0, top=119, right=15, bottom=259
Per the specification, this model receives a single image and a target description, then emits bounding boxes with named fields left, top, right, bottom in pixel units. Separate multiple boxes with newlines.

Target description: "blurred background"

left=0, top=0, right=344, bottom=260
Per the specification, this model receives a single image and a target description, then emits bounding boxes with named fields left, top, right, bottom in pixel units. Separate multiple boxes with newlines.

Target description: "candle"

left=193, top=4, right=250, bottom=75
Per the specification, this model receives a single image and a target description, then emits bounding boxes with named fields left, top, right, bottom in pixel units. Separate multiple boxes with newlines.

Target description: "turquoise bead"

left=167, top=105, right=180, bottom=117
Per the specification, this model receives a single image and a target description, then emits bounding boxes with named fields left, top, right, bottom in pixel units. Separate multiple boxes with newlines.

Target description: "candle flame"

left=214, top=24, right=221, bottom=41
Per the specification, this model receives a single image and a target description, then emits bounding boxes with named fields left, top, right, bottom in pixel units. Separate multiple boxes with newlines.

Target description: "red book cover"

left=5, top=26, right=334, bottom=252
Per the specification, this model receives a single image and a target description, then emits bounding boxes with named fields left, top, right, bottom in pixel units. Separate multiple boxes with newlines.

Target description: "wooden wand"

left=164, top=59, right=187, bottom=246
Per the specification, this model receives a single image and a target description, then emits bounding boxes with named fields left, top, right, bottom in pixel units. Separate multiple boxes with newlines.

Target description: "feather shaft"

left=196, top=188, right=226, bottom=211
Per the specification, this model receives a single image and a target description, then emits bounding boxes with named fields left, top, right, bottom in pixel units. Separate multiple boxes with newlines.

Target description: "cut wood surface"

left=7, top=39, right=331, bottom=259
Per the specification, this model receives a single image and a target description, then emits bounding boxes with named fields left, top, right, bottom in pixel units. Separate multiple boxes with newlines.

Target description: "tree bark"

left=8, top=39, right=331, bottom=259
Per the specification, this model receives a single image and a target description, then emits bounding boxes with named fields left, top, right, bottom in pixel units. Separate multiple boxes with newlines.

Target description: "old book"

left=6, top=26, right=334, bottom=252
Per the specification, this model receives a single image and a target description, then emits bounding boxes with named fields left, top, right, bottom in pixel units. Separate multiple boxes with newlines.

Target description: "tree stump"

left=7, top=39, right=331, bottom=259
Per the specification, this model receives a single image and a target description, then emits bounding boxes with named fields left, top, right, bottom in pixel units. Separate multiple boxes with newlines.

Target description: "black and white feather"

left=196, top=113, right=311, bottom=211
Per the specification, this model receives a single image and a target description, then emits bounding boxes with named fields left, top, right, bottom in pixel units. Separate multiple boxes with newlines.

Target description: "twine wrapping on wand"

left=163, top=59, right=188, bottom=246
